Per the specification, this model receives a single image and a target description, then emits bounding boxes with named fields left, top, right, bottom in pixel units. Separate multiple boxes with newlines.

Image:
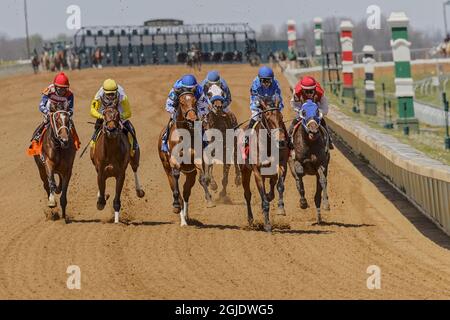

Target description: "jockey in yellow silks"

left=89, top=79, right=139, bottom=151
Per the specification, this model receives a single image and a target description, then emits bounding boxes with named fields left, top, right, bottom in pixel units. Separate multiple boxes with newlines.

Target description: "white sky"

left=0, top=0, right=446, bottom=39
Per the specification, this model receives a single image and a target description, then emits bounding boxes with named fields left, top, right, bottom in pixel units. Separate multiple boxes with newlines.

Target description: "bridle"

left=176, top=91, right=198, bottom=129
left=102, top=106, right=122, bottom=134
left=49, top=110, right=72, bottom=145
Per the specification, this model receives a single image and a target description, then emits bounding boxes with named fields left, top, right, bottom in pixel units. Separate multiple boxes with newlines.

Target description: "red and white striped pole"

left=287, top=20, right=296, bottom=50
left=340, top=20, right=355, bottom=98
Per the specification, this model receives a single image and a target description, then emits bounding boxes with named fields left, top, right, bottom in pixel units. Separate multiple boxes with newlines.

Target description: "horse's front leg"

left=207, top=164, right=218, bottom=191
left=113, top=174, right=125, bottom=224
left=60, top=169, right=72, bottom=223
left=199, top=168, right=215, bottom=208
left=45, top=162, right=57, bottom=208
left=96, top=171, right=107, bottom=210
left=172, top=167, right=182, bottom=215
left=181, top=171, right=197, bottom=226
left=241, top=166, right=253, bottom=226
left=318, top=165, right=330, bottom=211
left=219, top=164, right=231, bottom=199
left=254, top=170, right=271, bottom=232
left=276, top=167, right=287, bottom=216
left=294, top=160, right=308, bottom=209
left=314, top=173, right=324, bottom=225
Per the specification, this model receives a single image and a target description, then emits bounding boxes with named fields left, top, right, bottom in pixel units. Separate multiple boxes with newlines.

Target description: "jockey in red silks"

left=29, top=72, right=80, bottom=150
left=289, top=76, right=334, bottom=149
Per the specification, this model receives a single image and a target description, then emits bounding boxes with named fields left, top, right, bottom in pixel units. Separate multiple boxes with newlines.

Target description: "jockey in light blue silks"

left=161, top=74, right=210, bottom=153
left=243, top=66, right=285, bottom=149
left=200, top=70, right=232, bottom=113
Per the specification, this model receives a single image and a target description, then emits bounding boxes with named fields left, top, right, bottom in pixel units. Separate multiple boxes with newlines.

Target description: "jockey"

left=89, top=79, right=139, bottom=151
left=289, top=76, right=334, bottom=149
left=243, top=66, right=286, bottom=149
left=30, top=72, right=79, bottom=148
left=161, top=74, right=209, bottom=153
left=200, top=70, right=232, bottom=113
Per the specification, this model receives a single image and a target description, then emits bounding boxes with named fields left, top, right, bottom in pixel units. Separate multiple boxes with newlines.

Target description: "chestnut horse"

left=33, top=105, right=76, bottom=223
left=204, top=84, right=241, bottom=200
left=288, top=101, right=330, bottom=224
left=90, top=106, right=145, bottom=223
left=158, top=92, right=213, bottom=226
left=241, top=97, right=290, bottom=232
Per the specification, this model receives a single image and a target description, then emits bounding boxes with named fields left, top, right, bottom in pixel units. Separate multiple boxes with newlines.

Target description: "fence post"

left=363, top=45, right=377, bottom=115
left=388, top=12, right=419, bottom=133
left=313, top=17, right=323, bottom=64
left=340, top=20, right=355, bottom=98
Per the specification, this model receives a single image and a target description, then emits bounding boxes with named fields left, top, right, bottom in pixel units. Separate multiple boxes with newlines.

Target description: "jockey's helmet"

left=180, top=74, right=198, bottom=89
left=102, top=79, right=119, bottom=107
left=258, top=66, right=274, bottom=88
left=300, top=76, right=317, bottom=96
left=53, top=72, right=70, bottom=96
left=207, top=71, right=221, bottom=84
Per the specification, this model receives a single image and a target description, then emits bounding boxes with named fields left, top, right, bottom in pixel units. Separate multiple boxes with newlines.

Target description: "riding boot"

left=287, top=117, right=301, bottom=150
left=91, top=119, right=103, bottom=141
left=30, top=121, right=47, bottom=143
left=123, top=120, right=139, bottom=150
left=161, top=119, right=172, bottom=153
left=321, top=118, right=334, bottom=150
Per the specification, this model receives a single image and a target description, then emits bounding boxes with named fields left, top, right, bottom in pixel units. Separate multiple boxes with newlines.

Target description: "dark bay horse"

left=33, top=106, right=76, bottom=222
left=158, top=92, right=213, bottom=226
left=241, top=97, right=290, bottom=232
left=288, top=101, right=330, bottom=224
left=90, top=106, right=145, bottom=223
left=204, top=84, right=241, bottom=200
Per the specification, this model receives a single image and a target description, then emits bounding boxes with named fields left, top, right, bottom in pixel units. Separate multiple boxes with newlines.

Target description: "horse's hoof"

left=277, top=207, right=286, bottom=216
left=136, top=189, right=145, bottom=198
left=180, top=221, right=188, bottom=227
left=210, top=181, right=218, bottom=192
left=48, top=200, right=57, bottom=208
left=300, top=199, right=309, bottom=209
left=64, top=217, right=71, bottom=224
left=173, top=207, right=181, bottom=214
left=264, top=223, right=272, bottom=233
left=323, top=202, right=330, bottom=211
left=206, top=200, right=216, bottom=208
left=97, top=201, right=106, bottom=211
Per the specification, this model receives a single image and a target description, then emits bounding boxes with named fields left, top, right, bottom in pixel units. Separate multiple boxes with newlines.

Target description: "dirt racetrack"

left=1, top=64, right=450, bottom=299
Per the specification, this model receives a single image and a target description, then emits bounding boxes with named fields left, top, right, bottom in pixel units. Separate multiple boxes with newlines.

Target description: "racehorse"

left=187, top=47, right=202, bottom=71
left=288, top=101, right=330, bottom=224
left=32, top=103, right=77, bottom=223
left=241, top=97, right=290, bottom=232
left=53, top=49, right=65, bottom=71
left=203, top=84, right=241, bottom=200
left=90, top=105, right=145, bottom=223
left=92, top=48, right=104, bottom=69
left=41, top=51, right=51, bottom=71
left=158, top=91, right=214, bottom=226
left=31, top=54, right=40, bottom=74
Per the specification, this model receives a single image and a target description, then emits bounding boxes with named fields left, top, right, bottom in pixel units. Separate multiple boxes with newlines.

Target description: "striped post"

left=287, top=20, right=296, bottom=50
left=362, top=45, right=377, bottom=115
left=388, top=12, right=419, bottom=132
left=340, top=20, right=354, bottom=98
left=313, top=17, right=323, bottom=59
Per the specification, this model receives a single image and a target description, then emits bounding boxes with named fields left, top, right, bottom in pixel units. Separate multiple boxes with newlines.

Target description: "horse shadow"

left=311, top=221, right=375, bottom=228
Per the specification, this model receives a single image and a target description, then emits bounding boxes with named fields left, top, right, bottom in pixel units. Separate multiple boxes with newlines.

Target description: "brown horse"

left=90, top=106, right=145, bottom=223
left=33, top=106, right=76, bottom=223
left=204, top=84, right=241, bottom=200
left=158, top=92, right=213, bottom=226
left=288, top=101, right=330, bottom=224
left=241, top=98, right=290, bottom=232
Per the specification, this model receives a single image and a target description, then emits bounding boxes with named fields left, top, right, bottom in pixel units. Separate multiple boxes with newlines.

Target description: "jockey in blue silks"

left=200, top=70, right=232, bottom=113
left=161, top=74, right=210, bottom=153
left=243, top=66, right=285, bottom=149
left=300, top=99, right=322, bottom=129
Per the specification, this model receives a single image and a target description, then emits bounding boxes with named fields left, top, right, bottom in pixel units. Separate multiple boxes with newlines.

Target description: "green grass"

left=328, top=93, right=450, bottom=166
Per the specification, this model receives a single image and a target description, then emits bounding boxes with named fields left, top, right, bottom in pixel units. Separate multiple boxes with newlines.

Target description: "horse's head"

left=103, top=106, right=121, bottom=139
left=178, top=91, right=198, bottom=127
left=259, top=97, right=287, bottom=148
left=49, top=106, right=71, bottom=149
left=207, top=84, right=226, bottom=116
left=299, top=100, right=322, bottom=141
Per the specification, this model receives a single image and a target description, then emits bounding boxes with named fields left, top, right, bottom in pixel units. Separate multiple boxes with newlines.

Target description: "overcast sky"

left=0, top=0, right=446, bottom=39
